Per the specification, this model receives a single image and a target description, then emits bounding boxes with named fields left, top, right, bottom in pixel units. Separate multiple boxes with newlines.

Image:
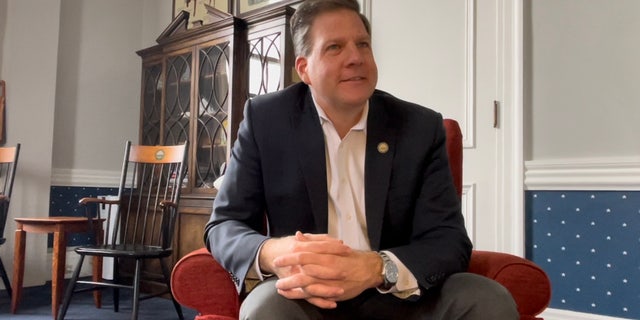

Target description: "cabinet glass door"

left=248, top=31, right=283, bottom=98
left=196, top=42, right=230, bottom=189
left=165, top=53, right=192, bottom=146
left=141, top=64, right=163, bottom=146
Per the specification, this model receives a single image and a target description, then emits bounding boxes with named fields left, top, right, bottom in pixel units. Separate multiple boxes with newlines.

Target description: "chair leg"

left=113, top=257, right=119, bottom=312
left=160, top=258, right=184, bottom=320
left=131, top=259, right=142, bottom=320
left=57, top=254, right=85, bottom=320
left=0, top=257, right=11, bottom=299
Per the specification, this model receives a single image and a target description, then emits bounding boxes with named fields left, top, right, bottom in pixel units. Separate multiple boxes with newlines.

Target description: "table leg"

left=92, top=256, right=103, bottom=308
left=52, top=231, right=67, bottom=318
left=10, top=228, right=26, bottom=313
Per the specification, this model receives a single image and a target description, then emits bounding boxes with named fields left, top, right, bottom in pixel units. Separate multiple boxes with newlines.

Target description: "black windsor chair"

left=57, top=141, right=187, bottom=320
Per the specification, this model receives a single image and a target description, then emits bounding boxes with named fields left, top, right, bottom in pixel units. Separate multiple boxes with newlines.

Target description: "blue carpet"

left=0, top=280, right=198, bottom=319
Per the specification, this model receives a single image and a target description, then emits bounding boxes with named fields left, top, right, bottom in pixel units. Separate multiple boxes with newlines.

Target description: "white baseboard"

left=525, top=157, right=640, bottom=190
left=541, top=308, right=636, bottom=320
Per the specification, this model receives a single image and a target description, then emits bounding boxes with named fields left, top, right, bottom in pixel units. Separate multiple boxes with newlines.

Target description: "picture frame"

left=235, top=0, right=299, bottom=17
left=173, top=0, right=232, bottom=28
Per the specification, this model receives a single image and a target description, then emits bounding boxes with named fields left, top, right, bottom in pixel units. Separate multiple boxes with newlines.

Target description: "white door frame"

left=496, top=0, right=524, bottom=256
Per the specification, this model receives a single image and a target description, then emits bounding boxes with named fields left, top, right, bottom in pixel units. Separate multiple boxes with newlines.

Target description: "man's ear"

left=295, top=56, right=311, bottom=84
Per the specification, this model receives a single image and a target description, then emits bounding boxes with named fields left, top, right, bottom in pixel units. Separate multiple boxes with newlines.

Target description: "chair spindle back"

left=98, top=141, right=187, bottom=251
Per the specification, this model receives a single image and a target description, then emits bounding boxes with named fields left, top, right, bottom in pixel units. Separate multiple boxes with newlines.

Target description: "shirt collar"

left=311, top=95, right=369, bottom=131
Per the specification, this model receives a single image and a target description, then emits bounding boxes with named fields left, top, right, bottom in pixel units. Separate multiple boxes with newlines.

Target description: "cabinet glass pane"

left=165, top=53, right=191, bottom=145
left=248, top=32, right=282, bottom=98
left=196, top=42, right=230, bottom=188
left=142, top=64, right=163, bottom=146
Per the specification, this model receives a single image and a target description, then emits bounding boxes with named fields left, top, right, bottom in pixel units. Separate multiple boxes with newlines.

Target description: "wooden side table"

left=11, top=217, right=104, bottom=318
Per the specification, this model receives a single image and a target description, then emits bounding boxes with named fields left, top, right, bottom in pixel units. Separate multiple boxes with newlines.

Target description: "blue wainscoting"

left=48, top=186, right=118, bottom=247
left=526, top=191, right=640, bottom=319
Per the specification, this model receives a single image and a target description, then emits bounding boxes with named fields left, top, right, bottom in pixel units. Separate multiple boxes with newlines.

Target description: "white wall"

left=0, top=0, right=171, bottom=287
left=0, top=0, right=61, bottom=287
left=53, top=0, right=172, bottom=186
left=526, top=0, right=640, bottom=161
left=525, top=0, right=640, bottom=190
left=53, top=0, right=140, bottom=175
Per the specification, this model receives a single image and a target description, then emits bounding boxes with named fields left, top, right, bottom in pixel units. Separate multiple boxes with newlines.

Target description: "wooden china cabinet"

left=134, top=5, right=295, bottom=290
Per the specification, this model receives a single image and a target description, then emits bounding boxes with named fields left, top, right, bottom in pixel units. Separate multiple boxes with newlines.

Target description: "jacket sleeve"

left=204, top=98, right=269, bottom=293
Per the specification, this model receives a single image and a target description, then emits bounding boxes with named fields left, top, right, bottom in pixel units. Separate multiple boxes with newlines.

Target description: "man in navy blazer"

left=205, top=0, right=517, bottom=319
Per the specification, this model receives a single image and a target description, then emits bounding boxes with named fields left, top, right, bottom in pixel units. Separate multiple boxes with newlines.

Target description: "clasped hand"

left=260, top=231, right=382, bottom=309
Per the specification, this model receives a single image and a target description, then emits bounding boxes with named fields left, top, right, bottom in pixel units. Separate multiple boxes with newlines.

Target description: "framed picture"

left=235, top=0, right=299, bottom=17
left=173, top=0, right=232, bottom=28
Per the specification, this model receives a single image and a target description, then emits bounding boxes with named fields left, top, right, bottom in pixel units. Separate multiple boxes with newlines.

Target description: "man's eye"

left=327, top=44, right=341, bottom=51
left=357, top=42, right=370, bottom=48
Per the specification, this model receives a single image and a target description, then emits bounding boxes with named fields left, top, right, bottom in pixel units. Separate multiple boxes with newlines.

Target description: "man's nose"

left=345, top=43, right=365, bottom=65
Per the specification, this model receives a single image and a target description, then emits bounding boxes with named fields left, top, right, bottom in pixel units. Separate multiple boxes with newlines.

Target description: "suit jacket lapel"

left=365, top=95, right=396, bottom=250
left=291, top=91, right=329, bottom=232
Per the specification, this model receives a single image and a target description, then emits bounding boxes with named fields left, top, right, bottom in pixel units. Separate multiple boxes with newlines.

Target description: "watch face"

left=385, top=260, right=398, bottom=284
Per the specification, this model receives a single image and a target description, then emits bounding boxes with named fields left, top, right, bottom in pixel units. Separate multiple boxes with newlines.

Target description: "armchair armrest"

left=171, top=247, right=240, bottom=319
left=468, top=250, right=551, bottom=319
left=78, top=197, right=120, bottom=206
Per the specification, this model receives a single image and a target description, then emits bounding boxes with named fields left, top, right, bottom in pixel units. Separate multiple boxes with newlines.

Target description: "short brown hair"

left=290, top=0, right=371, bottom=57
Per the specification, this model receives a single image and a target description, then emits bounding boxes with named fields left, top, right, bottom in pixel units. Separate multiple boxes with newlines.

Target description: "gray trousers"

left=240, top=272, right=519, bottom=320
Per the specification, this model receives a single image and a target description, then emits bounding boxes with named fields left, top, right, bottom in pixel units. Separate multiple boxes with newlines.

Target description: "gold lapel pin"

left=377, top=142, right=389, bottom=154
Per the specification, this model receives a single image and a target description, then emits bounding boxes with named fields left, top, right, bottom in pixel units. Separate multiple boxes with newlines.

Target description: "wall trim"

left=525, top=157, right=640, bottom=190
left=496, top=0, right=525, bottom=256
left=463, top=0, right=476, bottom=148
left=361, top=0, right=372, bottom=23
left=541, top=308, right=635, bottom=320
left=51, top=168, right=120, bottom=187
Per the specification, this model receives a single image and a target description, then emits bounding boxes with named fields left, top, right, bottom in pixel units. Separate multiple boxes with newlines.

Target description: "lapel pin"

left=377, top=142, right=389, bottom=154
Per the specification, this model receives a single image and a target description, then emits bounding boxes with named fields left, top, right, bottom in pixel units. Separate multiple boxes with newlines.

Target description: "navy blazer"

left=205, top=82, right=472, bottom=293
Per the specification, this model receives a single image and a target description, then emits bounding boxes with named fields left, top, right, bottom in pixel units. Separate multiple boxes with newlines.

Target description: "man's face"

left=295, top=9, right=378, bottom=111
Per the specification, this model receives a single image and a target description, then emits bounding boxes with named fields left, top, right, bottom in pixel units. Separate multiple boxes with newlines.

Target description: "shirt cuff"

left=247, top=242, right=273, bottom=281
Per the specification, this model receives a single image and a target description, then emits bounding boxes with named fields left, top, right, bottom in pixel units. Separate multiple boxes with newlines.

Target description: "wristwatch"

left=378, top=252, right=398, bottom=290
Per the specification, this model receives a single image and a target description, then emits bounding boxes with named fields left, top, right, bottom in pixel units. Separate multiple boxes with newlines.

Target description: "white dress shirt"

left=314, top=99, right=420, bottom=298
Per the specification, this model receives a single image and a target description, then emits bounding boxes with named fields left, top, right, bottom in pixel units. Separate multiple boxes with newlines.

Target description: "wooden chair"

left=0, top=143, right=20, bottom=299
left=57, top=141, right=188, bottom=320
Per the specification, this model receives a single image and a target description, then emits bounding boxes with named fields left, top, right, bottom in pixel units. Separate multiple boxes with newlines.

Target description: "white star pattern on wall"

left=527, top=191, right=639, bottom=319
left=49, top=186, right=119, bottom=247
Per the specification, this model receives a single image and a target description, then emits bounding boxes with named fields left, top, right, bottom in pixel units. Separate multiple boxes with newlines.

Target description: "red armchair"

left=171, top=119, right=551, bottom=320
